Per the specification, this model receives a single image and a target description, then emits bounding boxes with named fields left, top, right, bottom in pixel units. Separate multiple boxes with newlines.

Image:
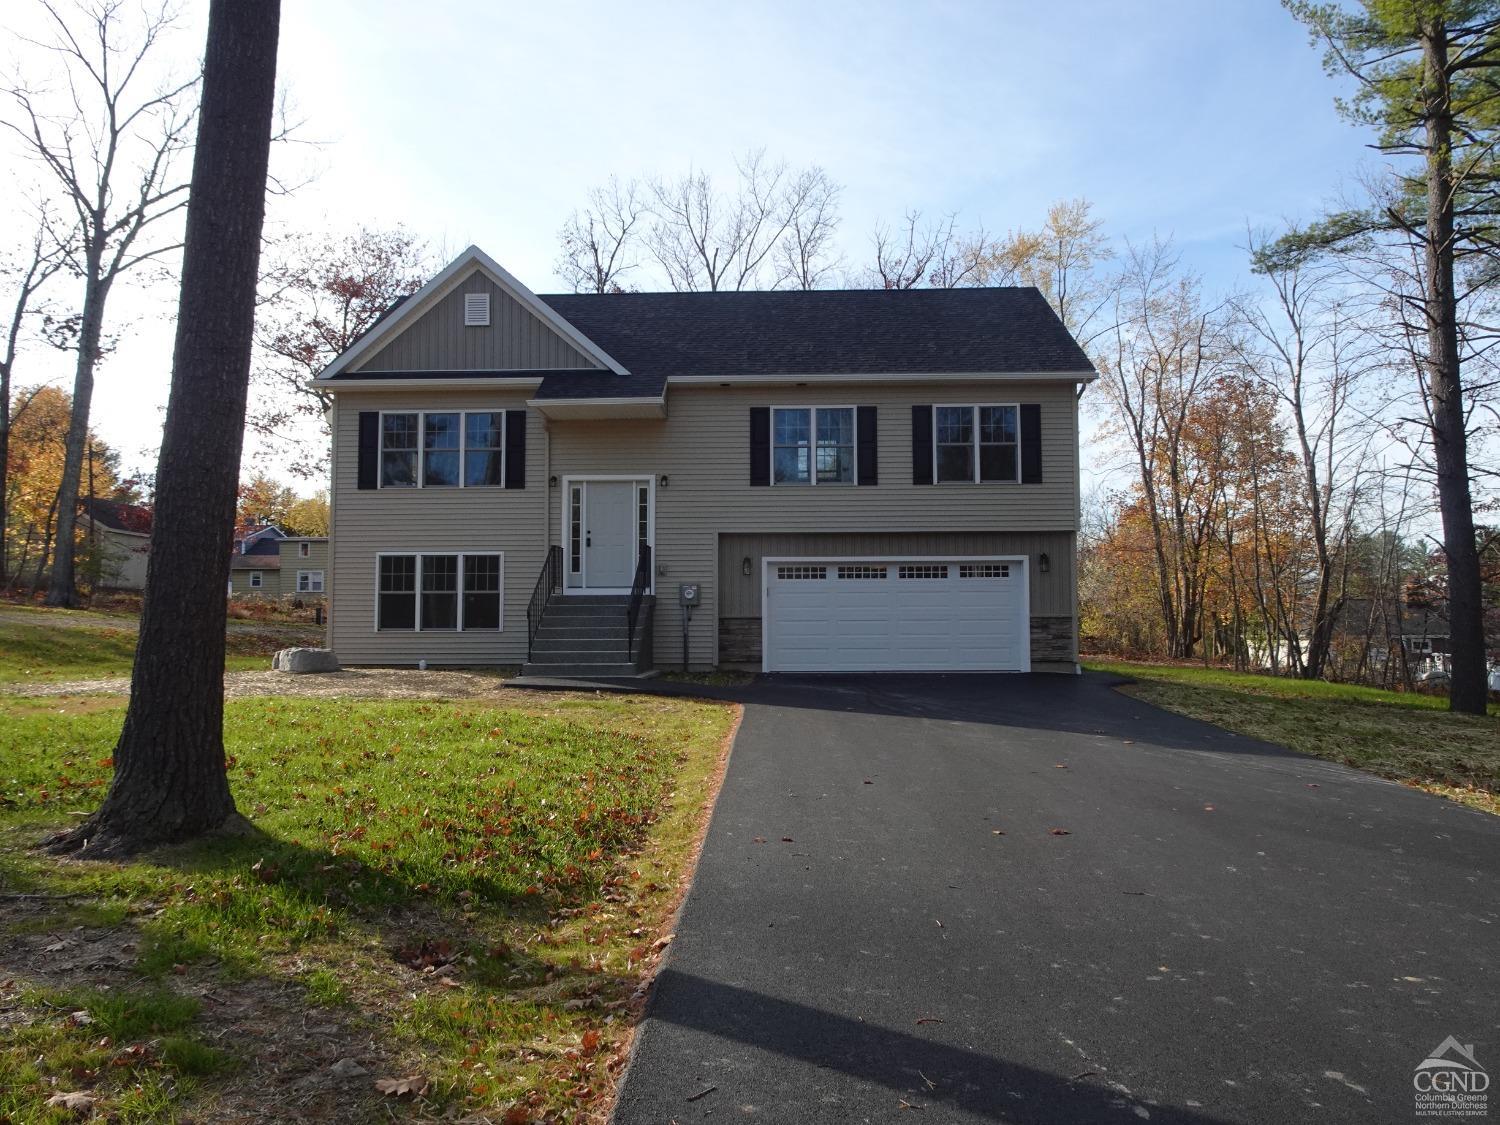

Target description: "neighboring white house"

left=81, top=499, right=152, bottom=591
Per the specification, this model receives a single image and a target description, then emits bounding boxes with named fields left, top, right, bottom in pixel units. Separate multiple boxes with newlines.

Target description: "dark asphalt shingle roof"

left=536, top=287, right=1093, bottom=379
left=328, top=287, right=1093, bottom=401
left=533, top=370, right=667, bottom=400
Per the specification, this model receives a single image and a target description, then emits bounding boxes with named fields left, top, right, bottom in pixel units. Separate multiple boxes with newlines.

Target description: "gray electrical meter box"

left=679, top=583, right=701, bottom=607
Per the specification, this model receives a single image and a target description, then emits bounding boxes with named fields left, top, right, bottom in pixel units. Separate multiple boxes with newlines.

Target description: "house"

left=228, top=526, right=330, bottom=599
left=312, top=246, right=1095, bottom=675
left=281, top=536, right=329, bottom=598
left=228, top=524, right=285, bottom=596
left=80, top=498, right=152, bottom=590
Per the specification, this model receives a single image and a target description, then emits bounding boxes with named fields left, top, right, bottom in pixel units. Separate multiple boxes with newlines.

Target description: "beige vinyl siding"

left=328, top=391, right=543, bottom=665
left=230, top=567, right=280, bottom=597
left=279, top=539, right=330, bottom=594
left=549, top=382, right=1079, bottom=667
left=354, top=271, right=601, bottom=373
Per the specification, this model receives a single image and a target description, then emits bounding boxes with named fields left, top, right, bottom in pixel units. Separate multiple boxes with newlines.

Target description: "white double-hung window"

left=380, top=411, right=506, bottom=489
left=934, top=404, right=1019, bottom=483
left=772, top=407, right=855, bottom=485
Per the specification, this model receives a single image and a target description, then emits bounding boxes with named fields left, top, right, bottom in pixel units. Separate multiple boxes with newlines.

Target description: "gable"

left=354, top=270, right=604, bottom=373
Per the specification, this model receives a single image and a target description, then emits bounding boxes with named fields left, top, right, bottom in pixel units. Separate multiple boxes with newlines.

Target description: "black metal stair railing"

left=526, top=544, right=563, bottom=661
left=626, top=544, right=653, bottom=663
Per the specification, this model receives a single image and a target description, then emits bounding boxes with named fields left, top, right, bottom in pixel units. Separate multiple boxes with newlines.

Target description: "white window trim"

left=248, top=571, right=263, bottom=588
left=769, top=404, right=859, bottom=487
left=557, top=475, right=656, bottom=596
left=373, top=551, right=505, bottom=631
left=297, top=569, right=325, bottom=593
left=378, top=409, right=507, bottom=490
left=932, top=402, right=1021, bottom=484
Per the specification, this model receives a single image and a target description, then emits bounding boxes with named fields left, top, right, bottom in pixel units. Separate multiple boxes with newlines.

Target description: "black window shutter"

left=1020, top=403, right=1042, bottom=483
left=504, top=410, right=526, bottom=489
left=749, top=406, right=770, bottom=486
left=856, top=406, right=878, bottom=485
left=357, top=411, right=379, bottom=490
left=911, top=405, right=933, bottom=485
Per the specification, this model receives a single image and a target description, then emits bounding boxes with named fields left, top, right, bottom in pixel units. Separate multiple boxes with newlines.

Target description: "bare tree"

left=645, top=150, right=836, bottom=291
left=1237, top=231, right=1381, bottom=678
left=47, top=0, right=281, bottom=856
left=0, top=217, right=69, bottom=582
left=3, top=0, right=199, bottom=607
left=865, top=210, right=1011, bottom=290
left=556, top=176, right=646, bottom=294
left=1098, top=237, right=1238, bottom=658
left=866, top=211, right=955, bottom=289
left=775, top=167, right=842, bottom=290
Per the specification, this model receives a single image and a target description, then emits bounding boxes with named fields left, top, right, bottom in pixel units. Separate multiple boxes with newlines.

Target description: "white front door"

left=584, top=480, right=637, bottom=588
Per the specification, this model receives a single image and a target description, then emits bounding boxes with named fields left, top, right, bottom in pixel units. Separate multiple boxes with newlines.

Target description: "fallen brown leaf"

left=45, top=1091, right=96, bottom=1114
left=375, top=1074, right=430, bottom=1098
left=1048, top=828, right=1071, bottom=836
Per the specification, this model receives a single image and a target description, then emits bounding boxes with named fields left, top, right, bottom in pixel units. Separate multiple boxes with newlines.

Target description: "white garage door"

left=763, top=557, right=1029, bottom=673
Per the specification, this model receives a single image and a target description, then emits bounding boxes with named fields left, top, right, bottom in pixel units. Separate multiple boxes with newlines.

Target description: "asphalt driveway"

left=611, top=672, right=1499, bottom=1124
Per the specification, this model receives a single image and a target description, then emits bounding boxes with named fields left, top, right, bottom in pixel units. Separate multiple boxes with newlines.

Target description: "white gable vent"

left=463, top=292, right=490, bottom=327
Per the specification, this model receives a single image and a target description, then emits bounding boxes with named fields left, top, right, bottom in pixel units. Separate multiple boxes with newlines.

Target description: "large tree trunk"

left=1421, top=22, right=1488, bottom=715
left=46, top=0, right=281, bottom=857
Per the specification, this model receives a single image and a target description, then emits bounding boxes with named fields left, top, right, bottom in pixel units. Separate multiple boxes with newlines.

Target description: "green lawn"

left=0, top=614, right=317, bottom=684
left=0, top=692, right=737, bottom=1122
left=1088, top=660, right=1499, bottom=814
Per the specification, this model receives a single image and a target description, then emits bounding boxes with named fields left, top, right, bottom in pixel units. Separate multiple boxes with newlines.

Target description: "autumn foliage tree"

left=6, top=384, right=121, bottom=591
left=251, top=226, right=431, bottom=475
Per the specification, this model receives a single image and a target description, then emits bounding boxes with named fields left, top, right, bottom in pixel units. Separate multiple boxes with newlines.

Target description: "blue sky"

left=4, top=0, right=1368, bottom=481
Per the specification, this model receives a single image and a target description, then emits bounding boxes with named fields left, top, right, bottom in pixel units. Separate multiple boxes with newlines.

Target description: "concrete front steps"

left=521, top=594, right=655, bottom=678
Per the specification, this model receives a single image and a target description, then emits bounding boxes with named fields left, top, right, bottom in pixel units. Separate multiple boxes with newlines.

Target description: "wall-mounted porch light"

left=658, top=474, right=670, bottom=488
left=548, top=474, right=558, bottom=487
left=1039, top=552, right=1050, bottom=573
left=741, top=556, right=753, bottom=577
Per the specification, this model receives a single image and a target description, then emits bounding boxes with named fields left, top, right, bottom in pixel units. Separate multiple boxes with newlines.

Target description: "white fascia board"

left=315, top=245, right=629, bottom=379
left=667, top=370, right=1099, bottom=386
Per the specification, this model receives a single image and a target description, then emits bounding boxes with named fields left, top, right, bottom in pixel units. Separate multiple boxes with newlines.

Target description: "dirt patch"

left=2, top=667, right=541, bottom=703
left=0, top=902, right=391, bottom=1123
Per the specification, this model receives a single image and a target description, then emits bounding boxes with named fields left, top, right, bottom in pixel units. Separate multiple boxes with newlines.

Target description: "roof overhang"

left=315, top=376, right=545, bottom=392
left=527, top=396, right=667, bottom=420
left=313, top=245, right=629, bottom=382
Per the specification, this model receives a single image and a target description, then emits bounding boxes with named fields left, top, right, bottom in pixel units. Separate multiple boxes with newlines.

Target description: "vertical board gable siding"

left=354, top=271, right=602, bottom=373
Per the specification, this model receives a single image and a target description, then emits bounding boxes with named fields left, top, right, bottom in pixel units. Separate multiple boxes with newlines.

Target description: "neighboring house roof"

left=234, top=524, right=285, bottom=556
left=314, top=247, right=1097, bottom=398
left=80, top=498, right=154, bottom=535
left=230, top=555, right=281, bottom=571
